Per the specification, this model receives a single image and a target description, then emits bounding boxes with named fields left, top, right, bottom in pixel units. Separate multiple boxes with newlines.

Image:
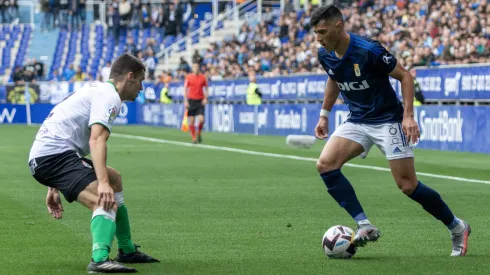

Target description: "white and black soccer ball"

left=322, top=225, right=357, bottom=259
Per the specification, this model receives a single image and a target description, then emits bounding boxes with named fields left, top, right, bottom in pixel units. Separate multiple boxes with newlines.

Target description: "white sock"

left=449, top=218, right=465, bottom=234
left=92, top=207, right=116, bottom=221
left=115, top=192, right=124, bottom=207
left=357, top=219, right=371, bottom=227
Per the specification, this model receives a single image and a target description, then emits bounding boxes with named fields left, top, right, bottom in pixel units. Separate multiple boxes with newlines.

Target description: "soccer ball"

left=322, top=225, right=357, bottom=259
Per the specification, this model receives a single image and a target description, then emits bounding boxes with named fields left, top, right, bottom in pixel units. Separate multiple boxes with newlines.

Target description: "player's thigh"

left=30, top=150, right=97, bottom=204
left=76, top=180, right=99, bottom=210
left=77, top=180, right=118, bottom=212
left=388, top=157, right=418, bottom=194
left=317, top=123, right=371, bottom=173
left=82, top=159, right=122, bottom=192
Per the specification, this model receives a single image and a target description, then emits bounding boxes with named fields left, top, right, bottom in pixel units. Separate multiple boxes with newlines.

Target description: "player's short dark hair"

left=310, top=5, right=343, bottom=27
left=109, top=53, right=146, bottom=80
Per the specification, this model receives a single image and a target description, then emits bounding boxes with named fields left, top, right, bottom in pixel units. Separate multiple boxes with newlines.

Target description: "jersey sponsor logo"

left=382, top=53, right=394, bottom=64
left=106, top=105, right=118, bottom=124
left=354, top=64, right=361, bottom=77
left=337, top=80, right=370, bottom=91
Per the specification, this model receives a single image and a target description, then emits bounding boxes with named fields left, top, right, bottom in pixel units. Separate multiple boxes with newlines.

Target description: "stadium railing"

left=155, top=0, right=261, bottom=68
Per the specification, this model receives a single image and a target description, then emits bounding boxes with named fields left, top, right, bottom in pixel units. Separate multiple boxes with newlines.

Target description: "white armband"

left=320, top=109, right=330, bottom=117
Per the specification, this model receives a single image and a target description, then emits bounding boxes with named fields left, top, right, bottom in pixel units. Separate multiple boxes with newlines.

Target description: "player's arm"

left=321, top=77, right=340, bottom=114
left=388, top=62, right=420, bottom=144
left=373, top=43, right=420, bottom=144
left=88, top=90, right=120, bottom=211
left=89, top=124, right=114, bottom=211
left=389, top=63, right=415, bottom=119
left=315, top=77, right=340, bottom=139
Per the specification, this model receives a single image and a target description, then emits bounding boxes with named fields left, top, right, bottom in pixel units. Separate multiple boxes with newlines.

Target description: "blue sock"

left=408, top=181, right=456, bottom=227
left=320, top=169, right=367, bottom=223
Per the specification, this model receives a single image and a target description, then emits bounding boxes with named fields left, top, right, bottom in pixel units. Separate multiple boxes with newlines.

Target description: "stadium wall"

left=0, top=102, right=487, bottom=155
left=1, top=64, right=490, bottom=154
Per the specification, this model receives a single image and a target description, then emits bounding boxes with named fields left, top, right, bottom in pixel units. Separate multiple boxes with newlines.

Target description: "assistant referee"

left=184, top=63, right=209, bottom=143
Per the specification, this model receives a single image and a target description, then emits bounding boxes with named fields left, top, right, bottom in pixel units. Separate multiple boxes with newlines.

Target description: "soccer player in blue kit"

left=311, top=5, right=471, bottom=256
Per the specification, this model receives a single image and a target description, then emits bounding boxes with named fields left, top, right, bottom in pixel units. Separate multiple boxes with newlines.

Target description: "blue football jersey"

left=318, top=33, right=403, bottom=124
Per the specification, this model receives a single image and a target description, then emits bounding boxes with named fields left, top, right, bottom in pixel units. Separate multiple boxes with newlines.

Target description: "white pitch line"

left=112, top=133, right=490, bottom=185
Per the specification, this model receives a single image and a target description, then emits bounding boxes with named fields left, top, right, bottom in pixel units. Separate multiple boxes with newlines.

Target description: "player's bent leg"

left=389, top=157, right=471, bottom=256
left=77, top=182, right=137, bottom=273
left=317, top=136, right=380, bottom=246
left=107, top=167, right=160, bottom=264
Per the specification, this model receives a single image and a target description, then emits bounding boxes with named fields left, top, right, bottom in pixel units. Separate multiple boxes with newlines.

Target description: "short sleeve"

left=318, top=49, right=337, bottom=81
left=88, top=89, right=121, bottom=133
left=372, top=42, right=397, bottom=74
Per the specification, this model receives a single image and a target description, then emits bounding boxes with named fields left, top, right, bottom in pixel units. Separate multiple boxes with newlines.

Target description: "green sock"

left=116, top=204, right=136, bottom=254
left=91, top=208, right=116, bottom=263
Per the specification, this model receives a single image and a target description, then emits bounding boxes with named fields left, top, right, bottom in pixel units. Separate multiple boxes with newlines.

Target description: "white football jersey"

left=29, top=82, right=121, bottom=161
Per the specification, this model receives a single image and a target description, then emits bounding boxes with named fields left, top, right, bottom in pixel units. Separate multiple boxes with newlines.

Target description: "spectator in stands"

left=153, top=6, right=165, bottom=40
left=47, top=70, right=61, bottom=81
left=178, top=57, right=191, bottom=73
left=192, top=50, right=203, bottom=66
left=164, top=3, right=182, bottom=37
left=62, top=64, right=76, bottom=81
left=126, top=37, right=139, bottom=56
left=13, top=65, right=24, bottom=84
left=68, top=0, right=80, bottom=30
left=119, top=0, right=132, bottom=24
left=59, top=0, right=68, bottom=28
left=100, top=61, right=111, bottom=82
left=40, top=0, right=51, bottom=31
left=141, top=4, right=151, bottom=29
left=144, top=49, right=156, bottom=80
left=32, top=58, right=45, bottom=81
left=74, top=66, right=87, bottom=82
left=107, top=5, right=121, bottom=43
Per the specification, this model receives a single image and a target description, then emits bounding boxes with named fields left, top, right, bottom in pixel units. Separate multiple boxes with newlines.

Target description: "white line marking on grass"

left=112, top=133, right=490, bottom=185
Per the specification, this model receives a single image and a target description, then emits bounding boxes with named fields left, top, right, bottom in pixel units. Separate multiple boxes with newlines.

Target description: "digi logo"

left=337, top=80, right=370, bottom=91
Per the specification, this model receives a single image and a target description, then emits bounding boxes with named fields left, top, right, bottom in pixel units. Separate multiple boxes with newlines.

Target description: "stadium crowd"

left=20, top=0, right=490, bottom=84
left=181, top=0, right=490, bottom=80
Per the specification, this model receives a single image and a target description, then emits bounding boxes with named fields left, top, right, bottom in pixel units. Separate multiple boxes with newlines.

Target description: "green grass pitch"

left=1, top=124, right=490, bottom=274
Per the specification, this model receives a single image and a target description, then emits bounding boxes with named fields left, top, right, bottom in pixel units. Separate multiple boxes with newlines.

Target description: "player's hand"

left=184, top=101, right=189, bottom=109
left=46, top=188, right=63, bottom=219
left=315, top=116, right=329, bottom=140
left=97, top=183, right=115, bottom=212
left=202, top=98, right=208, bottom=105
left=402, top=115, right=420, bottom=145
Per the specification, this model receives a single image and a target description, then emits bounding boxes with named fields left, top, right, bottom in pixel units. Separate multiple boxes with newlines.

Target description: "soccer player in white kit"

left=28, top=54, right=159, bottom=273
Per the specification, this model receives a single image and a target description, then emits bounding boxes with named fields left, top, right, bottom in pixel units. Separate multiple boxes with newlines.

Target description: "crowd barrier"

left=1, top=64, right=489, bottom=103
left=0, top=102, right=488, bottom=154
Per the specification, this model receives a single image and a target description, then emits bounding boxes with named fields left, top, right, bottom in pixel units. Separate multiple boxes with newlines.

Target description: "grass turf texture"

left=1, top=124, right=489, bottom=275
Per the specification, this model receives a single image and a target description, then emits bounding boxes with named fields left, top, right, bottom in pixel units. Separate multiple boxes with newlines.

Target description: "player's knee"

left=395, top=177, right=418, bottom=195
left=316, top=158, right=341, bottom=173
left=107, top=167, right=123, bottom=193
left=110, top=171, right=123, bottom=193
